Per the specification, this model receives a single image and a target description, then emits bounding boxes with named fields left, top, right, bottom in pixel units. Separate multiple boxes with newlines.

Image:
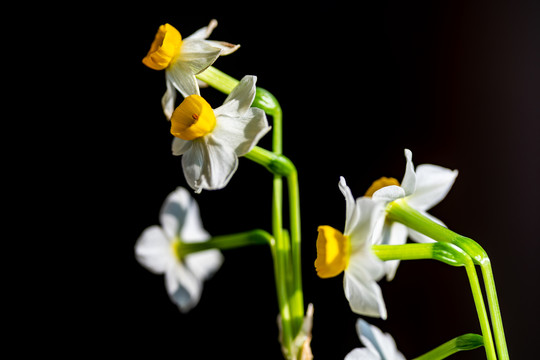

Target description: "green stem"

left=177, top=229, right=272, bottom=256
left=386, top=198, right=508, bottom=359
left=287, top=165, right=303, bottom=335
left=452, top=238, right=508, bottom=360
left=413, top=334, right=484, bottom=360
left=372, top=243, right=496, bottom=360
left=197, top=66, right=304, bottom=358
left=272, top=173, right=294, bottom=357
left=197, top=66, right=282, bottom=153
left=245, top=146, right=294, bottom=177
left=196, top=66, right=239, bottom=94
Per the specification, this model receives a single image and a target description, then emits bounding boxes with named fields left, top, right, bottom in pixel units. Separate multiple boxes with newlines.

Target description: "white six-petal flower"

left=171, top=75, right=271, bottom=193
left=339, top=177, right=388, bottom=319
left=161, top=20, right=240, bottom=118
left=135, top=187, right=223, bottom=313
left=142, top=20, right=239, bottom=118
left=371, top=149, right=458, bottom=280
left=345, top=319, right=406, bottom=360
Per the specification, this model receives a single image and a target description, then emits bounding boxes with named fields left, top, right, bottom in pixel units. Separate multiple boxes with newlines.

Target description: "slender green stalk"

left=254, top=87, right=282, bottom=155
left=413, top=334, right=484, bottom=360
left=386, top=198, right=508, bottom=359
left=287, top=166, right=304, bottom=335
left=177, top=229, right=272, bottom=256
left=196, top=66, right=239, bottom=94
left=273, top=173, right=294, bottom=356
left=197, top=66, right=305, bottom=358
left=372, top=243, right=496, bottom=360
left=371, top=243, right=435, bottom=262
left=245, top=146, right=294, bottom=176
left=453, top=237, right=508, bottom=360
left=478, top=260, right=508, bottom=359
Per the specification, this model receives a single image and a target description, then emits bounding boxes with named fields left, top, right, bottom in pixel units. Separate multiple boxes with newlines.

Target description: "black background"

left=27, top=0, right=539, bottom=358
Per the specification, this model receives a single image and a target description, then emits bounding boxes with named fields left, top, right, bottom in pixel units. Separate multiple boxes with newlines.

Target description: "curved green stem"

left=245, top=146, right=294, bottom=176
left=386, top=199, right=508, bottom=359
left=372, top=242, right=496, bottom=360
left=413, top=334, right=484, bottom=360
left=452, top=238, right=508, bottom=360
left=198, top=66, right=305, bottom=358
left=177, top=229, right=272, bottom=256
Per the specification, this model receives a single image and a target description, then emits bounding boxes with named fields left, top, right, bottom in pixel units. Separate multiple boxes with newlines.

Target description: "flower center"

left=142, top=23, right=182, bottom=70
left=314, top=225, right=351, bottom=278
left=171, top=95, right=217, bottom=140
left=364, top=177, right=401, bottom=197
left=171, top=237, right=182, bottom=260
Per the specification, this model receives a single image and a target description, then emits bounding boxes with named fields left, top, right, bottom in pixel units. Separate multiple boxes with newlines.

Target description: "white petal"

left=344, top=348, right=380, bottom=360
left=339, top=177, right=357, bottom=234
left=185, top=249, right=223, bottom=281
left=165, top=264, right=202, bottom=313
left=182, top=137, right=239, bottom=192
left=357, top=319, right=385, bottom=358
left=166, top=61, right=200, bottom=98
left=217, top=75, right=257, bottom=116
left=372, top=185, right=406, bottom=203
left=406, top=164, right=458, bottom=211
left=203, top=134, right=239, bottom=189
left=205, top=40, right=240, bottom=55
left=135, top=226, right=175, bottom=274
left=211, top=108, right=270, bottom=157
left=357, top=319, right=405, bottom=360
left=172, top=137, right=192, bottom=156
left=179, top=39, right=222, bottom=75
left=380, top=222, right=408, bottom=281
left=344, top=252, right=387, bottom=319
left=182, top=141, right=206, bottom=193
left=185, top=19, right=218, bottom=40
left=180, top=194, right=211, bottom=243
left=159, top=187, right=191, bottom=239
left=347, top=198, right=377, bottom=250
left=161, top=76, right=176, bottom=120
left=400, top=148, right=416, bottom=196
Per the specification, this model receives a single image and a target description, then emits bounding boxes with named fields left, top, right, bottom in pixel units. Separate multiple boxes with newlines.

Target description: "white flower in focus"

left=366, top=149, right=458, bottom=281
left=314, top=177, right=387, bottom=319
left=170, top=75, right=271, bottom=193
left=142, top=20, right=240, bottom=118
left=345, top=319, right=406, bottom=360
left=135, top=187, right=223, bottom=312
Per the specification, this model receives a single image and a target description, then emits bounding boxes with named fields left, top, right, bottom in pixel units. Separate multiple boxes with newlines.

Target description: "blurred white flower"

left=135, top=187, right=223, bottom=312
left=345, top=319, right=405, bottom=360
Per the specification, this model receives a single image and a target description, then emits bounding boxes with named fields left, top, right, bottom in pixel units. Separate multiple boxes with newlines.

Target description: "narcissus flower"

left=171, top=75, right=270, bottom=193
left=135, top=187, right=223, bottom=312
left=142, top=20, right=240, bottom=118
left=315, top=177, right=387, bottom=319
left=367, top=149, right=458, bottom=281
left=345, top=319, right=405, bottom=360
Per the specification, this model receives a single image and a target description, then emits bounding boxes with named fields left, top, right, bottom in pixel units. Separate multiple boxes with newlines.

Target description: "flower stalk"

left=177, top=229, right=273, bottom=256
left=197, top=66, right=304, bottom=358
left=413, top=334, right=484, bottom=360
left=372, top=242, right=495, bottom=359
left=196, top=65, right=240, bottom=95
left=385, top=198, right=507, bottom=360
